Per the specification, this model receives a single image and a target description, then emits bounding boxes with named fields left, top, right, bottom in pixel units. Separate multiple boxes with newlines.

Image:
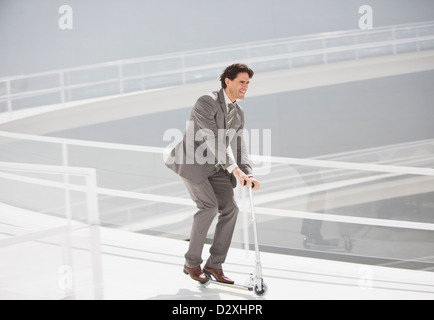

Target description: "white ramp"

left=1, top=202, right=434, bottom=300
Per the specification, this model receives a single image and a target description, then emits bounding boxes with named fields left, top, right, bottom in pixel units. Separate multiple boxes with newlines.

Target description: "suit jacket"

left=165, top=88, right=253, bottom=185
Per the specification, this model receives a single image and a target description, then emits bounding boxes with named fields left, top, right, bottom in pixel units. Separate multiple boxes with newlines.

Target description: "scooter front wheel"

left=253, top=281, right=268, bottom=297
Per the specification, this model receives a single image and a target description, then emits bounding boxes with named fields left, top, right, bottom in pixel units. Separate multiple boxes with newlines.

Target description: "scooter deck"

left=200, top=278, right=254, bottom=291
left=198, top=272, right=268, bottom=297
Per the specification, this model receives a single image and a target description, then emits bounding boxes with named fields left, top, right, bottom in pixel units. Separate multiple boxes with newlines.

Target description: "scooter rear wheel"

left=199, top=279, right=210, bottom=287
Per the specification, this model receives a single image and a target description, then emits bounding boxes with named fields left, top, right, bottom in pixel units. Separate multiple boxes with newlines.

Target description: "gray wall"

left=2, top=0, right=434, bottom=77
left=2, top=0, right=434, bottom=156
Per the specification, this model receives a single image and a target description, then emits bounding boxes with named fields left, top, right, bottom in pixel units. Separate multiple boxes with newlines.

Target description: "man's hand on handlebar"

left=233, top=167, right=260, bottom=190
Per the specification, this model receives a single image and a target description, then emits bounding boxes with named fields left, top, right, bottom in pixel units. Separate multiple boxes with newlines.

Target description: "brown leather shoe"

left=203, top=266, right=234, bottom=284
left=183, top=265, right=208, bottom=282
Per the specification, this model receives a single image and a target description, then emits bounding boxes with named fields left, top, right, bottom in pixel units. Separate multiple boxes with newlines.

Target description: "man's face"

left=225, top=72, right=250, bottom=102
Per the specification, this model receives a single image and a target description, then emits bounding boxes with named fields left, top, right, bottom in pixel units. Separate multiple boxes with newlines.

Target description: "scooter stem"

left=249, top=186, right=263, bottom=291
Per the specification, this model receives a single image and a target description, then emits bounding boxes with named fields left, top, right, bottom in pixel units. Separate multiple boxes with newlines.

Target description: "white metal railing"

left=1, top=21, right=433, bottom=119
left=1, top=130, right=434, bottom=233
left=0, top=161, right=99, bottom=225
left=0, top=161, right=102, bottom=299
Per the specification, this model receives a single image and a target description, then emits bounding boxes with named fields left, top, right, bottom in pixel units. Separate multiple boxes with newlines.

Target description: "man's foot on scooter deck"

left=203, top=266, right=235, bottom=284
left=183, top=265, right=208, bottom=282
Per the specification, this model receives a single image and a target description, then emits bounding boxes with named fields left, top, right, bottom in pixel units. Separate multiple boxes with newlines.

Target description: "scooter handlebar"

left=243, top=180, right=255, bottom=188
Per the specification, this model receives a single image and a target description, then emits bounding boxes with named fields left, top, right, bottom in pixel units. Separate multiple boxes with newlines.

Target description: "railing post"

left=238, top=185, right=250, bottom=257
left=85, top=169, right=100, bottom=225
left=59, top=146, right=76, bottom=299
left=62, top=143, right=72, bottom=222
left=88, top=224, right=104, bottom=299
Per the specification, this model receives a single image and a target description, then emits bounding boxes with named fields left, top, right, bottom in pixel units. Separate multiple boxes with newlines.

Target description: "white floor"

left=1, top=203, right=434, bottom=300
left=97, top=228, right=434, bottom=300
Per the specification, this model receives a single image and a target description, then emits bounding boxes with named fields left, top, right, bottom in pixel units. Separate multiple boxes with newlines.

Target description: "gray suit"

left=166, top=88, right=253, bottom=269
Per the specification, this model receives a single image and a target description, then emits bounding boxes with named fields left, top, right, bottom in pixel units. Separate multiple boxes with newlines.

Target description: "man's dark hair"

left=220, top=63, right=254, bottom=89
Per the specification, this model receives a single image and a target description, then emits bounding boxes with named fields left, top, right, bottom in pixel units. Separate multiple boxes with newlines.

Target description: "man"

left=165, top=63, right=260, bottom=284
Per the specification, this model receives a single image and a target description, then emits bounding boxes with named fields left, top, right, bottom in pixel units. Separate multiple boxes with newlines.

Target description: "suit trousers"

left=182, top=169, right=239, bottom=269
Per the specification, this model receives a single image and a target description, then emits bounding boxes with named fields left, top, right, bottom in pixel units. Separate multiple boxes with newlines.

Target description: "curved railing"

left=1, top=21, right=433, bottom=120
left=1, top=130, right=434, bottom=266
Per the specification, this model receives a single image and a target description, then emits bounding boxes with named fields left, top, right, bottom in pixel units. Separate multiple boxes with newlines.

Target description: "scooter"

left=198, top=183, right=268, bottom=297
